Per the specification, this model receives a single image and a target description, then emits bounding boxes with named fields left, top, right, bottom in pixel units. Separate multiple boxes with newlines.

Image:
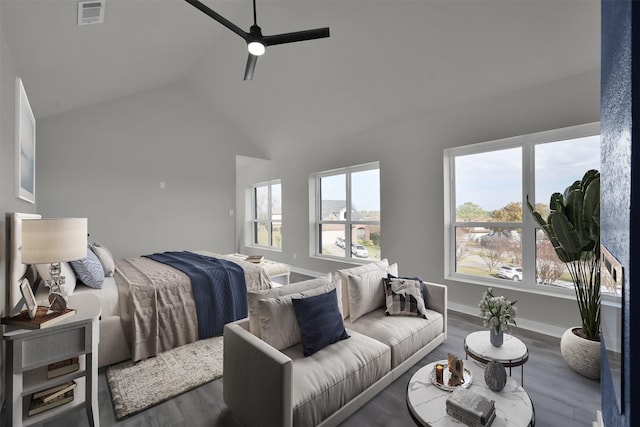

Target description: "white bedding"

left=35, top=276, right=119, bottom=317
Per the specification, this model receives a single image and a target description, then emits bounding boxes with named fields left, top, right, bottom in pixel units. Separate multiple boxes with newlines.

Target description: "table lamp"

left=21, top=218, right=88, bottom=311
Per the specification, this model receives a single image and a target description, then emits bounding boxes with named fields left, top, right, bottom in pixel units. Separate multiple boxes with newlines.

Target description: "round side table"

left=464, top=331, right=529, bottom=386
left=407, top=360, right=534, bottom=427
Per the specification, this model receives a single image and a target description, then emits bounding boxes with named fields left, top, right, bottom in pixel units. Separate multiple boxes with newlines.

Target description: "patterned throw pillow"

left=70, top=244, right=105, bottom=289
left=384, top=276, right=428, bottom=318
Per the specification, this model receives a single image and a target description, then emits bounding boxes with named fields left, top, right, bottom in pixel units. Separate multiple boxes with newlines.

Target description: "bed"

left=9, top=212, right=273, bottom=367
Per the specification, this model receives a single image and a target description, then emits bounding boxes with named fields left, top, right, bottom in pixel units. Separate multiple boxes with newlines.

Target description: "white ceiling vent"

left=78, top=1, right=105, bottom=25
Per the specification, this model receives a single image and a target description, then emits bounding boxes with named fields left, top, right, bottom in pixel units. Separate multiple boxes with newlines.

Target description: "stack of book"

left=446, top=387, right=496, bottom=427
left=245, top=255, right=264, bottom=263
left=47, top=357, right=80, bottom=379
left=28, top=381, right=76, bottom=416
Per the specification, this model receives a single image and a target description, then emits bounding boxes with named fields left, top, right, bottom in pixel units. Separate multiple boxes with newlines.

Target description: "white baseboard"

left=448, top=302, right=567, bottom=339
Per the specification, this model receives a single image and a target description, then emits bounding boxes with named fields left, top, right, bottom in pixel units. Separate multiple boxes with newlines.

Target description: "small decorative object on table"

left=478, top=287, right=517, bottom=347
left=435, top=363, right=444, bottom=384
left=484, top=361, right=507, bottom=392
left=447, top=353, right=465, bottom=387
left=446, top=387, right=496, bottom=426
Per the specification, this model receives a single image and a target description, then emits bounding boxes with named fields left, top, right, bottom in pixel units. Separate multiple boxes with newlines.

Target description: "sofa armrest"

left=424, top=282, right=448, bottom=337
left=223, top=320, right=294, bottom=427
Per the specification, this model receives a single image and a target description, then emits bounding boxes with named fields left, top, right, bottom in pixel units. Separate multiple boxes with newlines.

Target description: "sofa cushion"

left=348, top=263, right=398, bottom=322
left=247, top=274, right=333, bottom=337
left=384, top=276, right=428, bottom=318
left=335, top=259, right=389, bottom=319
left=292, top=288, right=350, bottom=356
left=282, top=330, right=391, bottom=427
left=258, top=283, right=336, bottom=350
left=345, top=308, right=444, bottom=368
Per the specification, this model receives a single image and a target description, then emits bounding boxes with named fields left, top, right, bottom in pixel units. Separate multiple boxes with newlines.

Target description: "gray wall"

left=236, top=69, right=600, bottom=336
left=36, top=81, right=267, bottom=258
left=0, top=22, right=38, bottom=407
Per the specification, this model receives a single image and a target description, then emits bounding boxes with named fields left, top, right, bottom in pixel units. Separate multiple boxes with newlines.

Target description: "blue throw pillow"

left=70, top=244, right=105, bottom=289
left=292, top=288, right=349, bottom=357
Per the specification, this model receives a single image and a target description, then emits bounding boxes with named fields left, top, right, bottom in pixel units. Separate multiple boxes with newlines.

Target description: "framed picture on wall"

left=16, top=77, right=35, bottom=204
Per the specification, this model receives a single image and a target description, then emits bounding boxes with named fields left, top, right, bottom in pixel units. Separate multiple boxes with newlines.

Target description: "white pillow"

left=258, top=283, right=336, bottom=350
left=91, top=242, right=115, bottom=277
left=335, top=259, right=389, bottom=319
left=348, top=263, right=398, bottom=322
left=247, top=274, right=333, bottom=338
left=35, top=262, right=77, bottom=297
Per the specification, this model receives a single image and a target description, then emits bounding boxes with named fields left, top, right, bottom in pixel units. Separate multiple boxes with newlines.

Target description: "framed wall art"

left=16, top=77, right=36, bottom=204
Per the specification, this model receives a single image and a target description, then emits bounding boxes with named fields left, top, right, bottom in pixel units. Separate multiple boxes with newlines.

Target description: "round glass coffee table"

left=464, top=331, right=529, bottom=385
left=407, top=360, right=534, bottom=427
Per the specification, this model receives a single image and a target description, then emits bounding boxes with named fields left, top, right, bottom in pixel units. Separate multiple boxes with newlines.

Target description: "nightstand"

left=3, top=293, right=101, bottom=427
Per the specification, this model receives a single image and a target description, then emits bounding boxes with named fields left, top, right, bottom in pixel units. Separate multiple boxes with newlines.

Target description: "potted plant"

left=526, top=169, right=600, bottom=379
left=478, top=287, right=517, bottom=347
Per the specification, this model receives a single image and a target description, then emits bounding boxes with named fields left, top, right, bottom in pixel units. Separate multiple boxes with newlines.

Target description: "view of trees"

left=455, top=200, right=569, bottom=287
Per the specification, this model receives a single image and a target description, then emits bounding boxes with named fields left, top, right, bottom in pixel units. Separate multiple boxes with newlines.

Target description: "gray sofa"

left=223, top=261, right=447, bottom=427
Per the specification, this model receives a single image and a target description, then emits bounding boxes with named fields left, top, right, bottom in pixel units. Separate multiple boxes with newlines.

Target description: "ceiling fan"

left=185, top=0, right=330, bottom=80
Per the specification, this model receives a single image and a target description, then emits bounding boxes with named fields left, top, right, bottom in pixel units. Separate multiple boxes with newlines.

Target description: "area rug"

left=106, top=336, right=224, bottom=420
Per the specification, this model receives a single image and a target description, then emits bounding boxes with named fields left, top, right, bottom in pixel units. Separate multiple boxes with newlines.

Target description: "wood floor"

left=11, top=311, right=600, bottom=427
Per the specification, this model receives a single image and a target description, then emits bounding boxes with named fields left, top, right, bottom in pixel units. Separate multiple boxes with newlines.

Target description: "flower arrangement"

left=478, top=288, right=517, bottom=333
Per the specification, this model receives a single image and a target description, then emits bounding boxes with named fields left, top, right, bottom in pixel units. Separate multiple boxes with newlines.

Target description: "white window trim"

left=444, top=122, right=606, bottom=300
left=249, top=179, right=282, bottom=251
left=312, top=161, right=380, bottom=262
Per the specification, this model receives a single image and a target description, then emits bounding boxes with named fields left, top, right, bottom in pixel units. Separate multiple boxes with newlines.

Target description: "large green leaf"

left=583, top=175, right=600, bottom=242
left=548, top=192, right=564, bottom=213
left=549, top=211, right=582, bottom=254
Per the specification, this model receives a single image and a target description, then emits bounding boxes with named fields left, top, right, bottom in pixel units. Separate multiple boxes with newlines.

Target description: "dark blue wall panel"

left=600, top=1, right=638, bottom=426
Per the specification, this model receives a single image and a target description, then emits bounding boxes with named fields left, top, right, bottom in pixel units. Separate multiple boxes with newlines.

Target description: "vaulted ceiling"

left=1, top=0, right=600, bottom=155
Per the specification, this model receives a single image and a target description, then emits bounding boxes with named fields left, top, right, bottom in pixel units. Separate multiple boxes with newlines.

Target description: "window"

left=251, top=180, right=282, bottom=249
left=314, top=162, right=381, bottom=261
left=444, top=123, right=604, bottom=296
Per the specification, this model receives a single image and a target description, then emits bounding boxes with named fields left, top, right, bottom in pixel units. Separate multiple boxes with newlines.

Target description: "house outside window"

left=251, top=180, right=282, bottom=249
left=444, top=123, right=609, bottom=296
left=314, top=162, right=381, bottom=261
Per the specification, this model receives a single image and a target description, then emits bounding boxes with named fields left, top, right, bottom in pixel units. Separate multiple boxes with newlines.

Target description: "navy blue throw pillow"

left=292, top=288, right=350, bottom=357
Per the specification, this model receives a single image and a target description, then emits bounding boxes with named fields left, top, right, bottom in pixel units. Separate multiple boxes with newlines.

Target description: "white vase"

left=490, top=328, right=503, bottom=347
left=560, top=327, right=601, bottom=380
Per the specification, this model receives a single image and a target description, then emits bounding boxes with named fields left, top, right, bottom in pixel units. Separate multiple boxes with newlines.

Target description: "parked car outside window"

left=351, top=244, right=369, bottom=258
left=335, top=236, right=345, bottom=248
left=497, top=265, right=523, bottom=281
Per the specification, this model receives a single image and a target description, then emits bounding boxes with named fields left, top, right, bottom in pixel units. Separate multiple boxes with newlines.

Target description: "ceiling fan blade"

left=244, top=54, right=258, bottom=80
left=263, top=27, right=330, bottom=46
left=185, top=0, right=249, bottom=41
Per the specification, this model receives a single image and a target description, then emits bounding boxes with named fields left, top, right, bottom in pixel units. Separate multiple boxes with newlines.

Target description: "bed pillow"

left=292, top=288, right=350, bottom=357
left=348, top=263, right=398, bottom=322
left=335, top=259, right=389, bottom=319
left=70, top=245, right=105, bottom=289
left=35, top=262, right=77, bottom=296
left=384, top=276, right=428, bottom=318
left=91, top=242, right=115, bottom=277
left=258, top=283, right=336, bottom=350
left=247, top=274, right=333, bottom=337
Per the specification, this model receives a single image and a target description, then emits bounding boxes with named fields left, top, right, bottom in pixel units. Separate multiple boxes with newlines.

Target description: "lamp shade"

left=21, top=218, right=88, bottom=264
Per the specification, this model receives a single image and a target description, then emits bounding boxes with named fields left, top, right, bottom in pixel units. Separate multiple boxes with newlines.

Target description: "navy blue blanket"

left=143, top=251, right=248, bottom=339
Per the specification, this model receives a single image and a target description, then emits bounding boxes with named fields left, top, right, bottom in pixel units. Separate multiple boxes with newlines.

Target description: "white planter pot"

left=560, top=327, right=601, bottom=380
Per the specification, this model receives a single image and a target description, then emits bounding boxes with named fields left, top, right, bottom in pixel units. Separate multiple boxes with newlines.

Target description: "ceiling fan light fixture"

left=248, top=41, right=266, bottom=56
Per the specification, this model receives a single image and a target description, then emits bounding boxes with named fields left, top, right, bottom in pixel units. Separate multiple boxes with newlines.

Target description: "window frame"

left=444, top=122, right=603, bottom=299
left=313, top=161, right=381, bottom=262
left=250, top=179, right=282, bottom=251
